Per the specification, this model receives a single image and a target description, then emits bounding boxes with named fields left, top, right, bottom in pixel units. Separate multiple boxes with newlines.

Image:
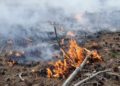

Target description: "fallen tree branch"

left=74, top=69, right=112, bottom=86
left=62, top=52, right=92, bottom=86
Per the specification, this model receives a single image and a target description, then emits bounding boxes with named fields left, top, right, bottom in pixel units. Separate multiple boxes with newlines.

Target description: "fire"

left=91, top=50, right=103, bottom=61
left=47, top=40, right=102, bottom=78
left=74, top=14, right=82, bottom=22
left=74, top=13, right=84, bottom=23
left=7, top=60, right=17, bottom=67
left=47, top=68, right=53, bottom=78
left=66, top=31, right=76, bottom=37
left=6, top=50, right=25, bottom=67
left=66, top=40, right=84, bottom=67
left=8, top=51, right=25, bottom=57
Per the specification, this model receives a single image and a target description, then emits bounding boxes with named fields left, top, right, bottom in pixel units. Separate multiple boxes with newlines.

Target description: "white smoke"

left=0, top=0, right=120, bottom=31
left=0, top=0, right=120, bottom=61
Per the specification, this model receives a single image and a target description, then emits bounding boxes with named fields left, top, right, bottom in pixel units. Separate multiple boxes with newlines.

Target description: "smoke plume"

left=0, top=0, right=120, bottom=61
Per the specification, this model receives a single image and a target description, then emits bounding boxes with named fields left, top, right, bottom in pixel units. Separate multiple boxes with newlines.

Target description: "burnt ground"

left=0, top=31, right=120, bottom=86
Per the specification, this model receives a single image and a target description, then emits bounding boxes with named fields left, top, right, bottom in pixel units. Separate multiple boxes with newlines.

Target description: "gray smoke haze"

left=0, top=0, right=120, bottom=32
left=0, top=0, right=120, bottom=61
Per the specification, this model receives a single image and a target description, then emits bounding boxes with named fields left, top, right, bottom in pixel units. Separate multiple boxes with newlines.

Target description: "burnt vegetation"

left=0, top=31, right=119, bottom=86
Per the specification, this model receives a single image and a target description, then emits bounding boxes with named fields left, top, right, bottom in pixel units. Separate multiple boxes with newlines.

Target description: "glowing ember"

left=8, top=51, right=25, bottom=57
left=66, top=31, right=76, bottom=37
left=74, top=13, right=84, bottom=23
left=6, top=50, right=25, bottom=66
left=47, top=40, right=102, bottom=78
left=7, top=60, right=17, bottom=67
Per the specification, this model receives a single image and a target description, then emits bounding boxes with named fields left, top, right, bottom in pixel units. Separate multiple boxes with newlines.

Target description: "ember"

left=6, top=50, right=26, bottom=65
left=7, top=60, right=17, bottom=67
left=47, top=40, right=103, bottom=78
left=66, top=31, right=76, bottom=37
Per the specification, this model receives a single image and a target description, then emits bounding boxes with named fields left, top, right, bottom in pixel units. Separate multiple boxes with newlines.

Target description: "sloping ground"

left=0, top=32, right=119, bottom=86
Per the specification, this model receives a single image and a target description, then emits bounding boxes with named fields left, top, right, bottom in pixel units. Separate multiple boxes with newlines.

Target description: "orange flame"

left=47, top=68, right=53, bottom=78
left=47, top=40, right=102, bottom=78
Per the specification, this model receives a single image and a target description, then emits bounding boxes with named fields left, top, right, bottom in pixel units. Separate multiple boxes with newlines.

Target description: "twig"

left=74, top=69, right=111, bottom=86
left=53, top=26, right=76, bottom=64
left=19, top=73, right=25, bottom=81
left=54, top=26, right=62, bottom=48
left=107, top=72, right=120, bottom=77
left=62, top=52, right=92, bottom=86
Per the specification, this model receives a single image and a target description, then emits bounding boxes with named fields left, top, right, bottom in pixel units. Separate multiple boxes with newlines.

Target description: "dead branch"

left=74, top=69, right=111, bottom=86
left=19, top=73, right=25, bottom=81
left=54, top=25, right=61, bottom=48
left=54, top=26, right=76, bottom=64
left=53, top=25, right=69, bottom=56
left=62, top=52, right=92, bottom=86
left=107, top=72, right=120, bottom=77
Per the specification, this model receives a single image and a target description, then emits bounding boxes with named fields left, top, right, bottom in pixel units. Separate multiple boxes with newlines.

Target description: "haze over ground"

left=0, top=0, right=120, bottom=61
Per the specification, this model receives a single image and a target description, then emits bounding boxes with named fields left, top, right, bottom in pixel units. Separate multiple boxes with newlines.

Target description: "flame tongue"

left=47, top=40, right=102, bottom=78
left=67, top=40, right=84, bottom=67
left=47, top=68, right=53, bottom=78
